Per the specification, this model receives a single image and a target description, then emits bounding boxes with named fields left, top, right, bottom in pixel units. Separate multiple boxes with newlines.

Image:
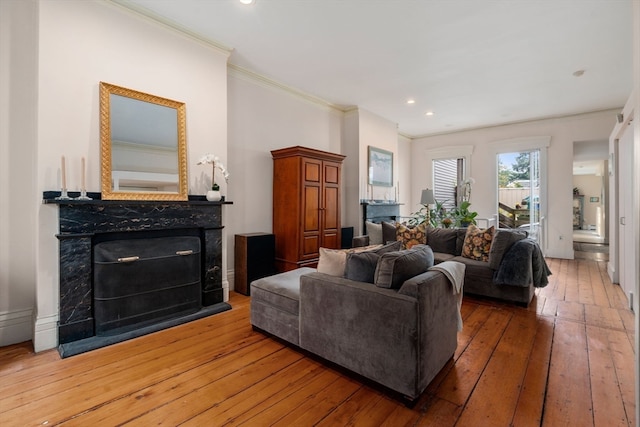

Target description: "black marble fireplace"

left=44, top=192, right=232, bottom=357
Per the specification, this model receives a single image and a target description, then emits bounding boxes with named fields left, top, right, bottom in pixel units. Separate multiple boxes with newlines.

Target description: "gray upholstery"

left=488, top=229, right=527, bottom=270
left=374, top=244, right=434, bottom=289
left=250, top=264, right=459, bottom=400
left=426, top=227, right=458, bottom=254
left=382, top=221, right=398, bottom=244
left=353, top=226, right=544, bottom=306
left=250, top=267, right=315, bottom=345
left=300, top=270, right=458, bottom=399
left=344, top=251, right=380, bottom=283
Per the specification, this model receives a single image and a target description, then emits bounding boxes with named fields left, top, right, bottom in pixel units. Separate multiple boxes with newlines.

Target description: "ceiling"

left=117, top=0, right=633, bottom=138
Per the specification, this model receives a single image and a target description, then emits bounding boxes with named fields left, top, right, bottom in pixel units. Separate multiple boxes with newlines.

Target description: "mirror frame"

left=99, top=82, right=188, bottom=201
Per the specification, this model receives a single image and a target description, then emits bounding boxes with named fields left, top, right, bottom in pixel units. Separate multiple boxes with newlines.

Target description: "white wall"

left=26, top=0, right=229, bottom=351
left=226, top=80, right=400, bottom=260
left=411, top=110, right=618, bottom=259
left=342, top=108, right=400, bottom=237
left=397, top=135, right=412, bottom=219
left=226, top=69, right=343, bottom=274
left=0, top=0, right=39, bottom=347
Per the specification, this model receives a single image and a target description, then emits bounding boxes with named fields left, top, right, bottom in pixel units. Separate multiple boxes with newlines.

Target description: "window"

left=433, top=158, right=464, bottom=209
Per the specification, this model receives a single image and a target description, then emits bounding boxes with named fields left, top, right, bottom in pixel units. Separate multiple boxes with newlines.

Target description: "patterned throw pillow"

left=396, top=222, right=427, bottom=249
left=461, top=225, right=495, bottom=262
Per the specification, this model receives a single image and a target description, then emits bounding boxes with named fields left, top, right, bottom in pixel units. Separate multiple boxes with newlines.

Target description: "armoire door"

left=321, top=160, right=341, bottom=249
left=301, top=157, right=322, bottom=261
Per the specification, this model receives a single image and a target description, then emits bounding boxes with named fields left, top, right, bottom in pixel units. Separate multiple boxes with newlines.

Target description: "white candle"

left=81, top=157, right=86, bottom=191
left=61, top=156, right=67, bottom=190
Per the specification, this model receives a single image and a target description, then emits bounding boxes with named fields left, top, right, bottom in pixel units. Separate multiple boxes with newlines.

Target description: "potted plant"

left=197, top=154, right=230, bottom=201
left=451, top=201, right=478, bottom=227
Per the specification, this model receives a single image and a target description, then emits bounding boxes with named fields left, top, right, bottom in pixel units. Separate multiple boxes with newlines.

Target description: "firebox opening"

left=93, top=235, right=202, bottom=336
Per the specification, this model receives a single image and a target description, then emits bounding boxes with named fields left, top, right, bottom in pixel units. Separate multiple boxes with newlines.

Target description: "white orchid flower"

left=197, top=153, right=230, bottom=190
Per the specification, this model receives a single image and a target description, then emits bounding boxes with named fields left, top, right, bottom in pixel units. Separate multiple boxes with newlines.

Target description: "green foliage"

left=450, top=200, right=478, bottom=226
left=409, top=199, right=477, bottom=228
left=512, top=152, right=531, bottom=180
left=498, top=161, right=513, bottom=188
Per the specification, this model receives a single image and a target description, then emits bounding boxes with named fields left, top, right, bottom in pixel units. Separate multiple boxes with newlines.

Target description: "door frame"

left=608, top=94, right=637, bottom=308
left=490, top=136, right=550, bottom=254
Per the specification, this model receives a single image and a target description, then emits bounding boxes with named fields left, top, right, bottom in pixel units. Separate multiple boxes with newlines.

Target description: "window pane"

left=497, top=150, right=540, bottom=242
left=433, top=158, right=459, bottom=209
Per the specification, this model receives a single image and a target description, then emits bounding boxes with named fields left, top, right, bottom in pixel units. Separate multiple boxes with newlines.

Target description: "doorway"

left=572, top=140, right=609, bottom=260
left=497, top=150, right=541, bottom=243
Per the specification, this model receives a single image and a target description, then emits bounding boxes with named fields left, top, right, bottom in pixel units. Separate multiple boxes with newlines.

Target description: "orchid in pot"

left=197, top=154, right=229, bottom=201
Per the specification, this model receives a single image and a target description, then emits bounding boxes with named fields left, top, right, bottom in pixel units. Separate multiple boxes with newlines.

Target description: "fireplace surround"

left=44, top=192, right=232, bottom=357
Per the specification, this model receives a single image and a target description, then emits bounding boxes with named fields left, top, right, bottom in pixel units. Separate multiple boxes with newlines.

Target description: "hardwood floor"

left=0, top=258, right=635, bottom=426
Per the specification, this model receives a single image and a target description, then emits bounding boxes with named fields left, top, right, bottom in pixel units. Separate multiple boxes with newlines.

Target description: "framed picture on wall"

left=368, top=146, right=393, bottom=187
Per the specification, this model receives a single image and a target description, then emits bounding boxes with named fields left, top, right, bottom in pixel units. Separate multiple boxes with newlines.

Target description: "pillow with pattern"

left=395, top=222, right=427, bottom=249
left=461, top=224, right=495, bottom=262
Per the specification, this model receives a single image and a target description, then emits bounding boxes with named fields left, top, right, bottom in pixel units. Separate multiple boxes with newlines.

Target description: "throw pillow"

left=371, top=239, right=402, bottom=255
left=374, top=244, right=434, bottom=289
left=316, top=244, right=386, bottom=277
left=488, top=229, right=527, bottom=270
left=365, top=221, right=383, bottom=245
left=426, top=227, right=458, bottom=254
left=396, top=222, right=427, bottom=249
left=382, top=221, right=398, bottom=244
left=317, top=247, right=348, bottom=276
left=461, top=225, right=495, bottom=262
left=344, top=251, right=380, bottom=283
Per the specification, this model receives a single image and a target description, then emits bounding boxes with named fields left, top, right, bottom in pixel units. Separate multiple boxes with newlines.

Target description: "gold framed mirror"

left=99, top=82, right=188, bottom=201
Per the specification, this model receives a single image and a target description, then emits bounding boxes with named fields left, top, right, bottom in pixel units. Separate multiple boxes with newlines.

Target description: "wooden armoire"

left=271, top=146, right=345, bottom=272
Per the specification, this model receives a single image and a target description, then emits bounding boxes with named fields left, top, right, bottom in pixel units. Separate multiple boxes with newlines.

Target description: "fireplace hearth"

left=44, top=193, right=232, bottom=357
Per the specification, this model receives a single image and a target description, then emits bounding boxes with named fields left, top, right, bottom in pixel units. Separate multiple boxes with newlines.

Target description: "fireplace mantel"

left=44, top=192, right=232, bottom=357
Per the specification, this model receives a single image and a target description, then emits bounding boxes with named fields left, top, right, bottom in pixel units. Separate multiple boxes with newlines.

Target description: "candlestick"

left=76, top=157, right=91, bottom=200
left=61, top=156, right=67, bottom=190
left=55, top=155, right=71, bottom=200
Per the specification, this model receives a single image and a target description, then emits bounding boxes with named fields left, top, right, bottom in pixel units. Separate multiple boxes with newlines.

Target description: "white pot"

left=206, top=190, right=222, bottom=202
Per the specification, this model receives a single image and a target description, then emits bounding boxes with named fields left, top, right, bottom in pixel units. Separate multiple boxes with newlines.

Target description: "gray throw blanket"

left=494, top=238, right=551, bottom=288
left=429, top=261, right=465, bottom=331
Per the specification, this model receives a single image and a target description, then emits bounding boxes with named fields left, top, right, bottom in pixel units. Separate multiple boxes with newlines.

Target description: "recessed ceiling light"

left=239, top=0, right=255, bottom=4
left=425, top=111, right=434, bottom=116
left=407, top=99, right=415, bottom=105
left=573, top=69, right=585, bottom=77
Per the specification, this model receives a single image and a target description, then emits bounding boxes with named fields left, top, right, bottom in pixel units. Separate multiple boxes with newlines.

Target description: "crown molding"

left=228, top=64, right=350, bottom=113
left=409, top=107, right=623, bottom=140
left=108, top=0, right=232, bottom=57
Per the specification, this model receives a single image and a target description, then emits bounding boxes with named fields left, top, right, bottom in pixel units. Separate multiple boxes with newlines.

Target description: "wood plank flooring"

left=0, top=258, right=635, bottom=426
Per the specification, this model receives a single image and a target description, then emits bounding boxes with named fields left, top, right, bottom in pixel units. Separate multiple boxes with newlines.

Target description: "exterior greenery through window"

left=497, top=150, right=540, bottom=241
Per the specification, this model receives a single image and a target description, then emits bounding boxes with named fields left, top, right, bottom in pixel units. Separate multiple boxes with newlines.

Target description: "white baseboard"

left=227, top=269, right=235, bottom=291
left=607, top=262, right=618, bottom=284
left=0, top=308, right=34, bottom=347
left=224, top=270, right=234, bottom=302
left=21, top=273, right=238, bottom=352
left=33, top=313, right=58, bottom=352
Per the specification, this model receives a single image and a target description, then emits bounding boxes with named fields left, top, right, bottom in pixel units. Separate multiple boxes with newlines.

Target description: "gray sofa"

left=250, top=244, right=460, bottom=401
left=355, top=223, right=549, bottom=306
